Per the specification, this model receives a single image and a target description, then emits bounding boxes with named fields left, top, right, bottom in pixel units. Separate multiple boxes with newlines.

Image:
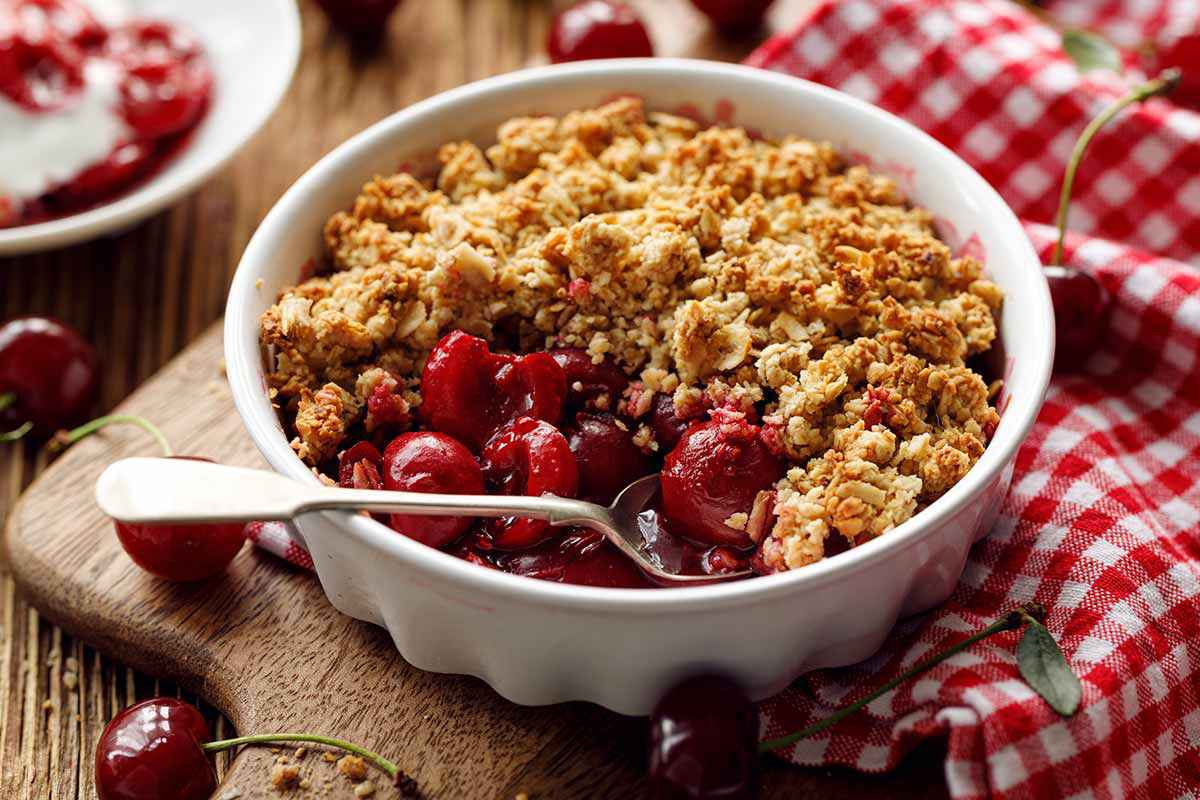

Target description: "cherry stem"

left=200, top=733, right=400, bottom=780
left=1051, top=69, right=1181, bottom=268
left=758, top=607, right=1031, bottom=753
left=0, top=392, right=34, bottom=442
left=50, top=414, right=173, bottom=457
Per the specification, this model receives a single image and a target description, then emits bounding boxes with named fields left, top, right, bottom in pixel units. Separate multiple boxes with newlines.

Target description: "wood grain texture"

left=0, top=1, right=949, bottom=797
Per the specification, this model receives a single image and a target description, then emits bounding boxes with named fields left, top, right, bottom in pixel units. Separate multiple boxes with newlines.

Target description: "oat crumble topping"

left=260, top=97, right=1002, bottom=574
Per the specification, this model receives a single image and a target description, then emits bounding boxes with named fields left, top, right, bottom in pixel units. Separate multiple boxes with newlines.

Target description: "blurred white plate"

left=0, top=0, right=301, bottom=256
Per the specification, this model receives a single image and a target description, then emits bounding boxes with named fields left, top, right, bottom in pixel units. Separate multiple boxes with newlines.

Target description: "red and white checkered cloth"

left=249, top=1, right=1200, bottom=796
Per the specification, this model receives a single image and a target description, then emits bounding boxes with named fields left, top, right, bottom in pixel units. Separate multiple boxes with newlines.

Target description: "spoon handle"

left=299, top=486, right=601, bottom=526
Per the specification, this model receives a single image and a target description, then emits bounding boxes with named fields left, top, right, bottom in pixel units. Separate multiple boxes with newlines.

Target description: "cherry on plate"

left=688, top=0, right=775, bottom=36
left=648, top=674, right=759, bottom=800
left=481, top=416, right=578, bottom=549
left=0, top=28, right=85, bottom=112
left=1044, top=265, right=1109, bottom=372
left=567, top=412, right=653, bottom=504
left=12, top=0, right=107, bottom=48
left=314, top=0, right=404, bottom=37
left=108, top=21, right=213, bottom=139
left=660, top=418, right=783, bottom=548
left=421, top=330, right=566, bottom=451
left=550, top=348, right=629, bottom=412
left=114, top=457, right=246, bottom=581
left=0, top=316, right=98, bottom=435
left=96, top=698, right=215, bottom=800
left=56, top=140, right=155, bottom=204
left=547, top=0, right=653, bottom=63
left=382, top=431, right=484, bottom=549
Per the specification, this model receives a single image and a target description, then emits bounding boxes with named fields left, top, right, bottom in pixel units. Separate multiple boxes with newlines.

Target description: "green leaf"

left=1062, top=29, right=1122, bottom=74
left=1017, top=622, right=1082, bottom=716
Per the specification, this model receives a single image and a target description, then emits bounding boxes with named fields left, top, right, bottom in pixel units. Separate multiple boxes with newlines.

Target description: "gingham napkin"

left=249, top=1, right=1200, bottom=796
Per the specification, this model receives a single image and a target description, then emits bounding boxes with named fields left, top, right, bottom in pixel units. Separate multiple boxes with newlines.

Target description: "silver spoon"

left=95, top=457, right=752, bottom=584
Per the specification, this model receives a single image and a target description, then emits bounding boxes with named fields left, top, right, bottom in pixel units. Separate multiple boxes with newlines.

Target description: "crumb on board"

left=354, top=781, right=376, bottom=797
left=271, top=762, right=301, bottom=791
left=338, top=754, right=369, bottom=782
left=62, top=671, right=78, bottom=691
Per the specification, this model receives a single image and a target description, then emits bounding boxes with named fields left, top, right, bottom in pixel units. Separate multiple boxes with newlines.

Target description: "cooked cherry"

left=338, top=440, right=383, bottom=490
left=651, top=393, right=693, bottom=452
left=547, top=0, right=653, bottom=63
left=96, top=698, right=215, bottom=800
left=13, top=0, right=107, bottom=48
left=688, top=0, right=774, bottom=35
left=474, top=528, right=653, bottom=588
left=1044, top=265, right=1109, bottom=372
left=480, top=416, right=578, bottom=549
left=660, top=418, right=783, bottom=548
left=421, top=331, right=566, bottom=451
left=567, top=412, right=653, bottom=504
left=648, top=674, right=759, bottom=800
left=0, top=316, right=98, bottom=435
left=550, top=348, right=629, bottom=412
left=114, top=457, right=246, bottom=582
left=382, top=431, right=484, bottom=549
left=0, top=28, right=85, bottom=111
left=108, top=21, right=212, bottom=138
left=313, top=0, right=404, bottom=37
left=56, top=140, right=154, bottom=203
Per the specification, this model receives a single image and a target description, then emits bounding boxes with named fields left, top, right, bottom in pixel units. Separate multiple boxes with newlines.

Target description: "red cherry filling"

left=313, top=0, right=404, bottom=37
left=107, top=21, right=212, bottom=139
left=648, top=674, right=760, bottom=800
left=56, top=140, right=155, bottom=204
left=0, top=316, right=99, bottom=435
left=480, top=417, right=578, bottom=549
left=114, top=457, right=246, bottom=582
left=421, top=331, right=566, bottom=451
left=549, top=348, right=629, bottom=412
left=96, top=698, right=215, bottom=800
left=650, top=393, right=693, bottom=453
left=547, top=0, right=653, bottom=64
left=338, top=441, right=383, bottom=490
left=0, top=28, right=85, bottom=111
left=688, top=0, right=775, bottom=35
left=567, top=412, right=653, bottom=504
left=382, top=431, right=484, bottom=549
left=660, top=418, right=783, bottom=548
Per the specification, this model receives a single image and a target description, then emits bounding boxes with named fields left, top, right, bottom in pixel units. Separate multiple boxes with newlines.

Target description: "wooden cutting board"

left=4, top=323, right=946, bottom=799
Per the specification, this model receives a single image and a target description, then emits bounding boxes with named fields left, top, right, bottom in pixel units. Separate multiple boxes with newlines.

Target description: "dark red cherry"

left=550, top=348, right=629, bottom=412
left=114, top=459, right=245, bottom=582
left=108, top=21, right=212, bottom=139
left=421, top=331, right=566, bottom=451
left=382, top=431, right=484, bottom=549
left=567, top=412, right=653, bottom=504
left=660, top=418, right=783, bottom=548
left=547, top=0, right=653, bottom=63
left=313, top=0, right=403, bottom=37
left=96, top=698, right=215, bottom=800
left=338, top=440, right=383, bottom=490
left=688, top=0, right=774, bottom=35
left=0, top=316, right=98, bottom=435
left=651, top=393, right=693, bottom=453
left=475, top=528, right=654, bottom=588
left=648, top=675, right=759, bottom=800
left=1044, top=265, right=1109, bottom=372
left=481, top=417, right=578, bottom=549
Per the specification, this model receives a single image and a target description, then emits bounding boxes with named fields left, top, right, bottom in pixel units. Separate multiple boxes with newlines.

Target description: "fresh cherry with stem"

left=0, top=316, right=99, bottom=439
left=1043, top=69, right=1180, bottom=372
left=96, top=697, right=418, bottom=800
left=54, top=414, right=246, bottom=581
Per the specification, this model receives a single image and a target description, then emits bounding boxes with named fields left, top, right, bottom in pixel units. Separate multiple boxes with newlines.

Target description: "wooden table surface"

left=0, top=2, right=948, bottom=797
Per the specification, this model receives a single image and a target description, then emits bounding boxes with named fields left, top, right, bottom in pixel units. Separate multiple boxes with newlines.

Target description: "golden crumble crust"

left=260, top=98, right=1003, bottom=573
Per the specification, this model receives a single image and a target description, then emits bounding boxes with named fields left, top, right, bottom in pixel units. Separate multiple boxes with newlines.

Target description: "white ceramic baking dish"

left=225, top=59, right=1053, bottom=715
